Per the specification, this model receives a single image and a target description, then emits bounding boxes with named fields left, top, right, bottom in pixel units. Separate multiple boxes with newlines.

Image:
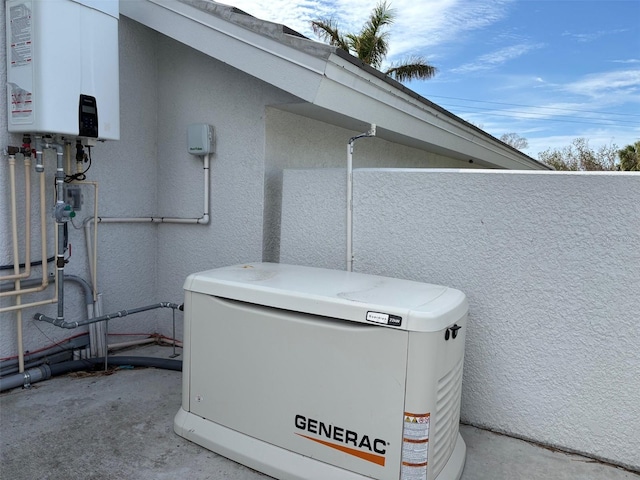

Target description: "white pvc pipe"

left=92, top=152, right=211, bottom=226
left=346, top=125, right=376, bottom=272
left=347, top=143, right=353, bottom=272
left=75, top=181, right=100, bottom=299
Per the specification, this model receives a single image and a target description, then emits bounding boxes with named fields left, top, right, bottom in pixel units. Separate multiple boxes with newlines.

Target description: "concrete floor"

left=1, top=344, right=638, bottom=480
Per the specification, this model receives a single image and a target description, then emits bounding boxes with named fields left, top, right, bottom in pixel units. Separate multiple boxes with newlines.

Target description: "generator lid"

left=184, top=263, right=467, bottom=332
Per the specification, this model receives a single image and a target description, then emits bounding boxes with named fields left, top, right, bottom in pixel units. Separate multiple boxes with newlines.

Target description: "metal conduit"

left=34, top=302, right=181, bottom=329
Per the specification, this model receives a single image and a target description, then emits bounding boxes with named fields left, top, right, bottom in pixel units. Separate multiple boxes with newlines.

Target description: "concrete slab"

left=1, top=344, right=637, bottom=480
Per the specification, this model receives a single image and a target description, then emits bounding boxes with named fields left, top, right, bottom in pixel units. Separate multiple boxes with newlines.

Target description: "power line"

left=427, top=94, right=640, bottom=118
left=453, top=109, right=640, bottom=128
left=439, top=103, right=640, bottom=126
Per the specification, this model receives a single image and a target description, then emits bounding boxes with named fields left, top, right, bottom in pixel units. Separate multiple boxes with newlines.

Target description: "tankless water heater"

left=6, top=0, right=119, bottom=140
left=176, top=263, right=468, bottom=480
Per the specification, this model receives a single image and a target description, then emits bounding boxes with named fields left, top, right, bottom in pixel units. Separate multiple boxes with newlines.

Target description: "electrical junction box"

left=187, top=123, right=215, bottom=155
left=6, top=0, right=120, bottom=140
left=176, top=262, right=468, bottom=480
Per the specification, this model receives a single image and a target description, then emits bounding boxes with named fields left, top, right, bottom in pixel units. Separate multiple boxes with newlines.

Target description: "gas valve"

left=54, top=202, right=76, bottom=222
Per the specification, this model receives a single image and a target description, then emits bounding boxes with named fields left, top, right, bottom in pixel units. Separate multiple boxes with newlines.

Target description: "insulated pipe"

left=0, top=272, right=54, bottom=292
left=346, top=124, right=376, bottom=272
left=5, top=155, right=27, bottom=372
left=0, top=142, right=53, bottom=305
left=0, top=155, right=32, bottom=282
left=0, top=356, right=182, bottom=392
left=34, top=302, right=181, bottom=329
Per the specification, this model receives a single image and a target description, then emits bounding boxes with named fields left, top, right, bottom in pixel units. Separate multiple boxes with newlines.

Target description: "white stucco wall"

left=264, top=108, right=481, bottom=261
left=280, top=168, right=640, bottom=469
left=152, top=32, right=297, bottom=340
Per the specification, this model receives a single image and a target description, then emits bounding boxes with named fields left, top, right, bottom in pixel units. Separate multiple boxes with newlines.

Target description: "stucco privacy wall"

left=0, top=17, right=162, bottom=356
left=280, top=168, right=640, bottom=470
left=263, top=108, right=483, bottom=261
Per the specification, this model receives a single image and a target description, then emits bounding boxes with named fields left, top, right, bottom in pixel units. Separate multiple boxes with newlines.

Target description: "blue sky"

left=227, top=0, right=640, bottom=159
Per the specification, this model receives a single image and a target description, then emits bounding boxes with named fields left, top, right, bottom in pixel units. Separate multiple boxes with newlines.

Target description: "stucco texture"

left=1, top=15, right=298, bottom=356
left=152, top=32, right=298, bottom=342
left=280, top=167, right=640, bottom=470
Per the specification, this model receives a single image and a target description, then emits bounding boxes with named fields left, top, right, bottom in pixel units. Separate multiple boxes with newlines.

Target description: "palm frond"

left=385, top=56, right=438, bottom=82
left=310, top=2, right=437, bottom=84
left=364, top=1, right=396, bottom=35
left=310, top=19, right=350, bottom=52
left=357, top=1, right=394, bottom=67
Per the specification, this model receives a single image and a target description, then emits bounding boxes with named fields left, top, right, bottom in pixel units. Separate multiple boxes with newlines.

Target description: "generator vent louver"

left=432, top=356, right=464, bottom=477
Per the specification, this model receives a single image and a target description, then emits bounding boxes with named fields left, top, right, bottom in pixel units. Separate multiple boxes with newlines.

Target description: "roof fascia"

left=315, top=54, right=547, bottom=169
left=119, top=0, right=326, bottom=101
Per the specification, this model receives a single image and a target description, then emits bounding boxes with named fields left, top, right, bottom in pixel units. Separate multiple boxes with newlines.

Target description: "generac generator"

left=175, top=263, right=468, bottom=480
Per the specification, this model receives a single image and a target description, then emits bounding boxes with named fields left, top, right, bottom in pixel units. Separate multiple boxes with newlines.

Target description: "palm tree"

left=618, top=141, right=640, bottom=171
left=311, top=1, right=437, bottom=83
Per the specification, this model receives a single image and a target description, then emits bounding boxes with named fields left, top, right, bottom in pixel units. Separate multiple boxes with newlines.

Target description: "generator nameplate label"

left=366, top=311, right=402, bottom=327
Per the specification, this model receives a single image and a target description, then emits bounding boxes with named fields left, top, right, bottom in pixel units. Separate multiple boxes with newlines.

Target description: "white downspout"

left=346, top=125, right=376, bottom=272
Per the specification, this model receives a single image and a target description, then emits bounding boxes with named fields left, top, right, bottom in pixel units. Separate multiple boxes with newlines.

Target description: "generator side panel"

left=403, top=314, right=467, bottom=480
left=187, top=292, right=410, bottom=480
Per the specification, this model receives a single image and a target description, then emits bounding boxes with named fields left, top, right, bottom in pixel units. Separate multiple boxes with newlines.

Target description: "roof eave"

left=120, top=0, right=550, bottom=170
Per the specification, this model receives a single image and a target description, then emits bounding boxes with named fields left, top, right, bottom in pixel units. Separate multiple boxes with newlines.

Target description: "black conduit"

left=0, top=357, right=181, bottom=392
left=49, top=356, right=182, bottom=375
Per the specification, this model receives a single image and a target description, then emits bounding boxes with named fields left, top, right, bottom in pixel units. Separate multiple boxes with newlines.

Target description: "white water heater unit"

left=6, top=0, right=119, bottom=140
left=176, top=263, right=468, bottom=480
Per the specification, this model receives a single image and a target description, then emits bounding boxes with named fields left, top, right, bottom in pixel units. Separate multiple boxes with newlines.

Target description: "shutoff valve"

left=54, top=202, right=76, bottom=222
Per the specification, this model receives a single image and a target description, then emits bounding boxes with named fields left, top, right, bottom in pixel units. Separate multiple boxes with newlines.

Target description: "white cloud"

left=451, top=43, right=544, bottom=73
left=561, top=28, right=628, bottom=43
left=563, top=69, right=640, bottom=100
left=225, top=0, right=515, bottom=62
left=612, top=59, right=640, bottom=64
